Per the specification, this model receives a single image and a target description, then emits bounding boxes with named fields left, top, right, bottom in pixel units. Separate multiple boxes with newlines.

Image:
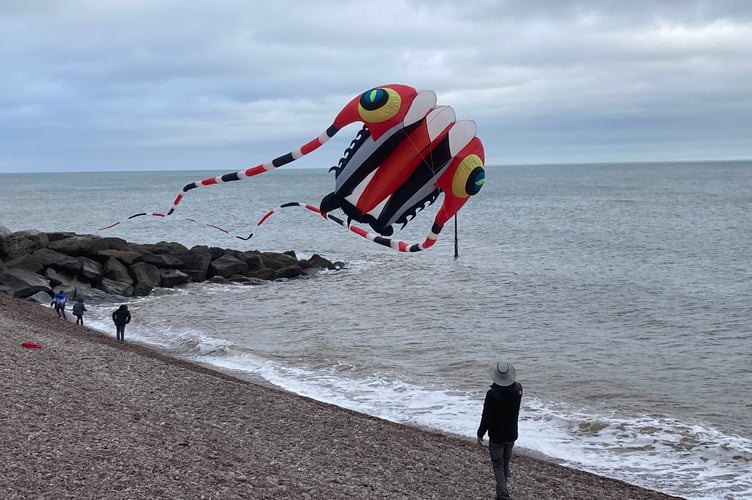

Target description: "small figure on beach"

left=477, top=360, right=523, bottom=500
left=72, top=298, right=87, bottom=325
left=50, top=291, right=67, bottom=320
left=112, top=304, right=131, bottom=342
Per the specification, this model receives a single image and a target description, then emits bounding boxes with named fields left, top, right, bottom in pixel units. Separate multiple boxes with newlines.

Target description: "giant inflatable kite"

left=102, top=84, right=485, bottom=252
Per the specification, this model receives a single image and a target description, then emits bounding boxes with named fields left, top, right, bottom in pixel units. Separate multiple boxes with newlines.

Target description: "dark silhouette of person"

left=477, top=361, right=523, bottom=500
left=72, top=298, right=87, bottom=325
left=111, top=304, right=132, bottom=342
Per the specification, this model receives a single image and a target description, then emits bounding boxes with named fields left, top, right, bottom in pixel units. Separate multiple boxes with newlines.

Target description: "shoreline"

left=0, top=294, right=683, bottom=499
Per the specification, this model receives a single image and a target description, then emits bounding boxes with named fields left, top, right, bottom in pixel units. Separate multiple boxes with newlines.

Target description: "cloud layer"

left=2, top=0, right=751, bottom=172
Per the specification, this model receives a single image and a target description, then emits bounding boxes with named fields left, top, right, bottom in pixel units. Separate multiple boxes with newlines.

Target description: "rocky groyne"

left=0, top=226, right=342, bottom=303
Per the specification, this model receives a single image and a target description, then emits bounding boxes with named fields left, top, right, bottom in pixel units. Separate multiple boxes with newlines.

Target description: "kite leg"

left=241, top=202, right=440, bottom=252
left=167, top=128, right=339, bottom=215
left=99, top=127, right=340, bottom=230
left=237, top=202, right=324, bottom=240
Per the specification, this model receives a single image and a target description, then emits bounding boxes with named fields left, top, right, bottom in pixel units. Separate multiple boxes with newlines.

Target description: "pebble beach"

left=0, top=294, right=684, bottom=499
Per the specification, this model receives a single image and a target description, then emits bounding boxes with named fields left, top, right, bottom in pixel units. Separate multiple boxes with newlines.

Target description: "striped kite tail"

left=99, top=126, right=339, bottom=230
left=237, top=202, right=324, bottom=240
left=323, top=213, right=440, bottom=252
left=241, top=202, right=441, bottom=253
left=97, top=212, right=166, bottom=230
left=166, top=127, right=339, bottom=216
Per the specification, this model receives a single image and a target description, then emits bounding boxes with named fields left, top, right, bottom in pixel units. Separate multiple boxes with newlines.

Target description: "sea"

left=1, top=161, right=750, bottom=500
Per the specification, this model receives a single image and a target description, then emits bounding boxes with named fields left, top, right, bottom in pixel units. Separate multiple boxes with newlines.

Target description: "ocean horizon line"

left=1, top=157, right=750, bottom=175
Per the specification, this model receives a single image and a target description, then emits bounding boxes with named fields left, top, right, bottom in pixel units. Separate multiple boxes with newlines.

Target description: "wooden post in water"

left=453, top=214, right=459, bottom=259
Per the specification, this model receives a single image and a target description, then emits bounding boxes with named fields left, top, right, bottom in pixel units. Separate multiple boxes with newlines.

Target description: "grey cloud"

left=1, top=0, right=751, bottom=172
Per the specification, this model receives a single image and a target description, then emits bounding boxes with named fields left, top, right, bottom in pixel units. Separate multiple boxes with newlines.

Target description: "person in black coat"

left=72, top=298, right=87, bottom=325
left=112, top=304, right=132, bottom=342
left=477, top=361, right=523, bottom=500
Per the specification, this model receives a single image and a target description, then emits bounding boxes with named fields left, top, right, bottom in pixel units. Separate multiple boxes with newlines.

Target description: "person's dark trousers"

left=116, top=325, right=125, bottom=341
left=489, top=440, right=514, bottom=500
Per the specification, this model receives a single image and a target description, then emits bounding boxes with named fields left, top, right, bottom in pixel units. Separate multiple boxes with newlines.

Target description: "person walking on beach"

left=112, top=304, right=131, bottom=342
left=50, top=291, right=67, bottom=320
left=72, top=298, right=87, bottom=325
left=477, top=360, right=523, bottom=500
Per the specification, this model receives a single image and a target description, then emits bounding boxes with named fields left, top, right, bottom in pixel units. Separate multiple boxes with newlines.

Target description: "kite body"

left=103, top=84, right=485, bottom=252
left=321, top=86, right=485, bottom=239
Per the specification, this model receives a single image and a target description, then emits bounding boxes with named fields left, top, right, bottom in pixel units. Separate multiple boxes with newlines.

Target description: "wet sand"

left=0, top=294, right=683, bottom=499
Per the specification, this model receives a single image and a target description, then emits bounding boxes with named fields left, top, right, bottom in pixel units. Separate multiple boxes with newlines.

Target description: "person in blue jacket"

left=50, top=291, right=67, bottom=320
left=477, top=361, right=523, bottom=500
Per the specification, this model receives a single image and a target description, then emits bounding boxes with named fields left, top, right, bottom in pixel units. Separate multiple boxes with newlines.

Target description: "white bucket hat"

left=489, top=361, right=516, bottom=386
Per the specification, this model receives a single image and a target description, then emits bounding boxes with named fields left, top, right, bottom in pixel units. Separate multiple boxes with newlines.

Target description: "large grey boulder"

left=48, top=235, right=109, bottom=257
left=261, top=251, right=298, bottom=270
left=274, top=265, right=304, bottom=280
left=33, top=248, right=82, bottom=274
left=150, top=241, right=190, bottom=255
left=100, top=237, right=129, bottom=251
left=133, top=281, right=154, bottom=297
left=1, top=230, right=49, bottom=260
left=181, top=246, right=212, bottom=282
left=209, top=254, right=248, bottom=278
left=0, top=225, right=11, bottom=240
left=98, top=278, right=135, bottom=297
left=302, top=254, right=341, bottom=271
left=46, top=231, right=77, bottom=242
left=139, top=253, right=184, bottom=268
left=208, top=246, right=226, bottom=261
left=5, top=254, right=44, bottom=274
left=44, top=267, right=77, bottom=288
left=27, top=291, right=54, bottom=304
left=97, top=249, right=142, bottom=265
left=240, top=251, right=265, bottom=271
left=130, top=262, right=161, bottom=288
left=0, top=268, right=51, bottom=298
left=103, top=257, right=133, bottom=284
left=78, top=257, right=104, bottom=281
left=160, top=269, right=191, bottom=287
left=67, top=280, right=119, bottom=302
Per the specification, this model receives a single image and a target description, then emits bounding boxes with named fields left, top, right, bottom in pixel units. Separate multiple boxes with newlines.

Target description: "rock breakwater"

left=0, top=226, right=342, bottom=303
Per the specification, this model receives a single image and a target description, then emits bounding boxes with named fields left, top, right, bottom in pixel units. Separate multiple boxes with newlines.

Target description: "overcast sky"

left=2, top=0, right=751, bottom=173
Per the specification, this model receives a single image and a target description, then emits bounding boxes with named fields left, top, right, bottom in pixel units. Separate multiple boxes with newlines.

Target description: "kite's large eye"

left=358, top=87, right=402, bottom=123
left=451, top=155, right=485, bottom=198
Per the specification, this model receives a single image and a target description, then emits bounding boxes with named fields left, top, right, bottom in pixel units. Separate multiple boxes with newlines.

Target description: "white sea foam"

left=519, top=399, right=752, bottom=499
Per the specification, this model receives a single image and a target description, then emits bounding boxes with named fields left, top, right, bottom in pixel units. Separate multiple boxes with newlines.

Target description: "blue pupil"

left=361, top=88, right=387, bottom=110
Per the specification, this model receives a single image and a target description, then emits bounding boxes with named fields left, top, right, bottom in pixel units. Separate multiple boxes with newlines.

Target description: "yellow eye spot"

left=358, top=87, right=402, bottom=123
left=451, top=155, right=485, bottom=198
